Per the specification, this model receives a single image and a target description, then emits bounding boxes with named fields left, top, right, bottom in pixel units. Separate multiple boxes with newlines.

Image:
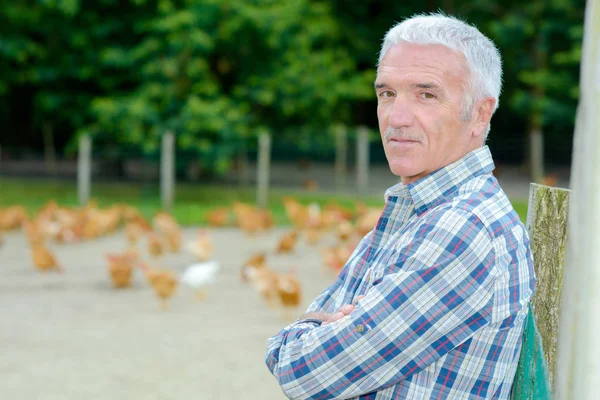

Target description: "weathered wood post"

left=356, top=126, right=370, bottom=196
left=334, top=125, right=347, bottom=192
left=555, top=0, right=600, bottom=398
left=530, top=125, right=544, bottom=184
left=526, top=184, right=570, bottom=383
left=256, top=132, right=271, bottom=209
left=0, top=142, right=3, bottom=189
left=77, top=134, right=92, bottom=206
left=160, top=131, right=175, bottom=210
left=43, top=122, right=58, bottom=177
left=512, top=183, right=569, bottom=399
left=238, top=142, right=250, bottom=188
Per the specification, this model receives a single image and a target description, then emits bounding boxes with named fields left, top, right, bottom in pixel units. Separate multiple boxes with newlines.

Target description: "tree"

left=89, top=0, right=374, bottom=176
left=486, top=0, right=584, bottom=178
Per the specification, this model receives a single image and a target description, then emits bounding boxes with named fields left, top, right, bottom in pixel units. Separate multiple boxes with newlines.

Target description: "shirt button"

left=355, top=324, right=365, bottom=333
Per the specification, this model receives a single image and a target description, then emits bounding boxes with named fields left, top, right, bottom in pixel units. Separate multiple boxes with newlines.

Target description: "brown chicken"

left=303, top=203, right=325, bottom=245
left=52, top=208, right=84, bottom=243
left=247, top=265, right=279, bottom=307
left=81, top=211, right=103, bottom=240
left=337, top=220, right=355, bottom=242
left=153, top=211, right=180, bottom=234
left=206, top=208, right=230, bottom=227
left=38, top=199, right=59, bottom=214
left=122, top=206, right=151, bottom=229
left=0, top=206, right=29, bottom=231
left=152, top=212, right=182, bottom=253
left=32, top=206, right=61, bottom=240
left=321, top=241, right=357, bottom=274
left=22, top=220, right=45, bottom=246
left=232, top=202, right=271, bottom=234
left=304, top=228, right=324, bottom=245
left=260, top=209, right=275, bottom=230
left=106, top=251, right=138, bottom=288
left=541, top=173, right=559, bottom=187
left=139, top=262, right=178, bottom=310
left=324, top=202, right=355, bottom=222
left=302, top=179, right=319, bottom=191
left=276, top=230, right=298, bottom=254
left=186, top=229, right=213, bottom=262
left=163, top=229, right=182, bottom=253
left=31, top=244, right=62, bottom=273
left=282, top=197, right=308, bottom=229
left=147, top=232, right=164, bottom=257
left=356, top=207, right=382, bottom=237
left=241, top=252, right=267, bottom=283
left=96, top=206, right=123, bottom=235
left=125, top=221, right=148, bottom=246
left=276, top=268, right=302, bottom=319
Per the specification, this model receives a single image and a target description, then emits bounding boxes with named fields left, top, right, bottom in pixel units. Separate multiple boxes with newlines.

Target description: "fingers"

left=322, top=311, right=345, bottom=325
left=339, top=304, right=354, bottom=314
left=319, top=296, right=368, bottom=326
left=323, top=304, right=355, bottom=325
left=297, top=311, right=327, bottom=322
left=322, top=297, right=365, bottom=325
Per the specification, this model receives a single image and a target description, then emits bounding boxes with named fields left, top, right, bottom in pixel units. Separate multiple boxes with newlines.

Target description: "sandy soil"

left=0, top=227, right=340, bottom=399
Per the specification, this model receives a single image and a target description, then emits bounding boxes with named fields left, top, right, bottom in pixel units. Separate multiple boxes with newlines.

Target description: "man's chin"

left=388, top=164, right=419, bottom=178
left=388, top=164, right=424, bottom=184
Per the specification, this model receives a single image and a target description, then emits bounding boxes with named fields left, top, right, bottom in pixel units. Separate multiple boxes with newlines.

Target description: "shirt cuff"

left=294, top=318, right=323, bottom=326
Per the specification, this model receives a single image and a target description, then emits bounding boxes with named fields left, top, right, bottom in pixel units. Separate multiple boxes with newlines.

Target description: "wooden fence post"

left=527, top=184, right=569, bottom=383
left=256, top=132, right=271, bottom=209
left=77, top=134, right=91, bottom=206
left=43, top=122, right=57, bottom=177
left=356, top=126, right=370, bottom=195
left=238, top=143, right=250, bottom=188
left=512, top=183, right=569, bottom=399
left=334, top=125, right=347, bottom=192
left=555, top=0, right=600, bottom=398
left=161, top=131, right=175, bottom=210
left=529, top=127, right=544, bottom=183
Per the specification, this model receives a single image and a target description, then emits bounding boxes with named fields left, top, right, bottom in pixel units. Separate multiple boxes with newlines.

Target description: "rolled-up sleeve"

left=265, top=208, right=498, bottom=399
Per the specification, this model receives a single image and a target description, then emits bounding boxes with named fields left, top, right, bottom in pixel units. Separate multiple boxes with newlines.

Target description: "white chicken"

left=180, top=260, right=219, bottom=301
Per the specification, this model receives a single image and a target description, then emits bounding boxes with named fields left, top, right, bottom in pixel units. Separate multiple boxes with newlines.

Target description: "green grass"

left=0, top=177, right=528, bottom=225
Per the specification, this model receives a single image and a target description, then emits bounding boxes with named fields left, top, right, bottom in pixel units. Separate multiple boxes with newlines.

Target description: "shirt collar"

left=384, top=146, right=496, bottom=214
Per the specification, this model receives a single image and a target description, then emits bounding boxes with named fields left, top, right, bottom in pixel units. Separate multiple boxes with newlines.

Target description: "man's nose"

left=388, top=97, right=414, bottom=128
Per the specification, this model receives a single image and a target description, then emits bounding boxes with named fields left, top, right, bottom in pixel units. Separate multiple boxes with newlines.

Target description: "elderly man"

left=265, top=13, right=535, bottom=400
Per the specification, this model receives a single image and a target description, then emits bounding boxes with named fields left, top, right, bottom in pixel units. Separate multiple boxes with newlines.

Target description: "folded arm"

left=265, top=208, right=497, bottom=399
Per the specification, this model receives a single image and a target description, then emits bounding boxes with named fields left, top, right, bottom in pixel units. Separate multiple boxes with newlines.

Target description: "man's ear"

left=472, top=97, right=496, bottom=139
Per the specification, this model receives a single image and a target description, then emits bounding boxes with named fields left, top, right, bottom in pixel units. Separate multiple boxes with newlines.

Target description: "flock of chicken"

left=0, top=197, right=382, bottom=315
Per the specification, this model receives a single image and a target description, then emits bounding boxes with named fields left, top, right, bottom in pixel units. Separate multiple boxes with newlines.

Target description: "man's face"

left=375, top=42, right=484, bottom=184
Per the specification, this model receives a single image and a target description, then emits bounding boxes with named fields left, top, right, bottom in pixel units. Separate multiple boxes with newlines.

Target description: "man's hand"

left=298, top=296, right=365, bottom=325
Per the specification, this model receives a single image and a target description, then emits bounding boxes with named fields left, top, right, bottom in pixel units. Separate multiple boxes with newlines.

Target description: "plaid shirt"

left=265, top=146, right=535, bottom=399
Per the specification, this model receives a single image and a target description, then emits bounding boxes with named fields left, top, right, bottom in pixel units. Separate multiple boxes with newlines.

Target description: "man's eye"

left=421, top=92, right=436, bottom=99
left=379, top=91, right=395, bottom=98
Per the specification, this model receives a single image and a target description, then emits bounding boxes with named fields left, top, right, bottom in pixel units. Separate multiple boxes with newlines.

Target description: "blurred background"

left=0, top=0, right=584, bottom=398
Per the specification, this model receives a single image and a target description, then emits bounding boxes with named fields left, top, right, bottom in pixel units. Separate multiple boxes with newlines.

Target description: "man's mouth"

left=388, top=137, right=419, bottom=143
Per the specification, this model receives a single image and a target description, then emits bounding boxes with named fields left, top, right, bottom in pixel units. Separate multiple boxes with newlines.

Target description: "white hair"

left=378, top=13, right=502, bottom=140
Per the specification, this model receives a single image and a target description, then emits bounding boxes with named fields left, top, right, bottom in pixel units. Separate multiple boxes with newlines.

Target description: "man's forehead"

left=378, top=43, right=466, bottom=71
left=376, top=43, right=468, bottom=84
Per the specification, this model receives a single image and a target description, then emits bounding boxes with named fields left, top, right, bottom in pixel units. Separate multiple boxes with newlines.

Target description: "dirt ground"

left=0, top=227, right=341, bottom=399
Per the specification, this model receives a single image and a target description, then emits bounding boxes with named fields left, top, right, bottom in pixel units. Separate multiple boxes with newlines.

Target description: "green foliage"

left=484, top=0, right=584, bottom=151
left=0, top=0, right=585, bottom=171
left=84, top=0, right=372, bottom=175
